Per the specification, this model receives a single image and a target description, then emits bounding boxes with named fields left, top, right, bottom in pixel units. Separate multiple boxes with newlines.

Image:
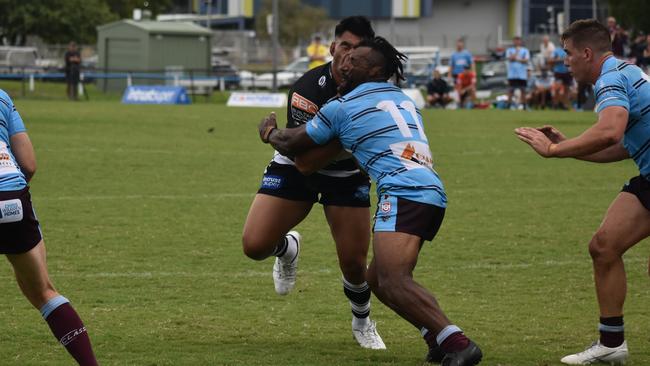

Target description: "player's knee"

left=373, top=274, right=406, bottom=300
left=588, top=231, right=619, bottom=263
left=241, top=234, right=272, bottom=260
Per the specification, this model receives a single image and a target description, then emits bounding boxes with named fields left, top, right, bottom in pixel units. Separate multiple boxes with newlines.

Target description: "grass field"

left=0, top=95, right=648, bottom=366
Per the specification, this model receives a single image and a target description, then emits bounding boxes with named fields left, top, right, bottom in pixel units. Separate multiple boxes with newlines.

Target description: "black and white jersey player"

left=242, top=16, right=386, bottom=350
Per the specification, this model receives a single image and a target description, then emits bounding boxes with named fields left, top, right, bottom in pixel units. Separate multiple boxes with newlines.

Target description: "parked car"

left=211, top=56, right=240, bottom=89
left=240, top=56, right=331, bottom=90
left=0, top=46, right=41, bottom=73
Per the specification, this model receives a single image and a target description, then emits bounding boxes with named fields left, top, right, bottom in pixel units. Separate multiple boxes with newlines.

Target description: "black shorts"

left=622, top=175, right=650, bottom=211
left=0, top=187, right=42, bottom=254
left=257, top=161, right=371, bottom=207
left=508, top=79, right=527, bottom=88
left=554, top=72, right=573, bottom=86
left=373, top=195, right=445, bottom=241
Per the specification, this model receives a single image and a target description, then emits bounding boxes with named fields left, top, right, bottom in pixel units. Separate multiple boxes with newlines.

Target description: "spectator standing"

left=426, top=69, right=452, bottom=108
left=607, top=16, right=628, bottom=58
left=550, top=47, right=572, bottom=110
left=306, top=35, right=329, bottom=70
left=448, top=39, right=474, bottom=83
left=539, top=34, right=556, bottom=68
left=506, top=36, right=530, bottom=109
left=64, top=42, right=81, bottom=101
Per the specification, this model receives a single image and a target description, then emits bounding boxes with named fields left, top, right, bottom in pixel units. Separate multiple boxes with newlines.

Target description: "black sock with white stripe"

left=599, top=316, right=624, bottom=348
left=342, top=276, right=371, bottom=328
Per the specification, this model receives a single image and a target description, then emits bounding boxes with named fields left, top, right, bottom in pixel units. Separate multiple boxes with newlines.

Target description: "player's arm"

left=535, top=124, right=629, bottom=163
left=10, top=132, right=36, bottom=182
left=259, top=112, right=318, bottom=156
left=515, top=106, right=628, bottom=158
left=294, top=140, right=343, bottom=175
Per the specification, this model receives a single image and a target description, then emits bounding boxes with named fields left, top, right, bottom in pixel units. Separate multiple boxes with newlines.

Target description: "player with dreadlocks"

left=257, top=36, right=483, bottom=365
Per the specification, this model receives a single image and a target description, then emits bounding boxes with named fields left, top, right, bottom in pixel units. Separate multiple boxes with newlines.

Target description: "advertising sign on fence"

left=122, top=85, right=191, bottom=105
left=226, top=92, right=287, bottom=108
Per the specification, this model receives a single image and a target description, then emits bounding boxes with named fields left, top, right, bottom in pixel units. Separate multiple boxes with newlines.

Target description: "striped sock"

left=599, top=316, right=624, bottom=348
left=342, top=277, right=371, bottom=328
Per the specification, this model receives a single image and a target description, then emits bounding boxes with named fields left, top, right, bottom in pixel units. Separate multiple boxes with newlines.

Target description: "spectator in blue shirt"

left=506, top=36, right=531, bottom=108
left=448, top=39, right=474, bottom=83
left=550, top=47, right=572, bottom=109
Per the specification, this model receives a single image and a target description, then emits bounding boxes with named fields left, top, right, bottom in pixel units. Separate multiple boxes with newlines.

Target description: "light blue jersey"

left=506, top=46, right=530, bottom=80
left=305, top=82, right=447, bottom=207
left=450, top=50, right=473, bottom=76
left=595, top=57, right=650, bottom=179
left=0, top=89, right=27, bottom=191
left=552, top=48, right=569, bottom=74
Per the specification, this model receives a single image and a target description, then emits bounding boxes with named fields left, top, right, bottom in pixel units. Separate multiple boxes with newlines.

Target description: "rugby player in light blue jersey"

left=516, top=19, right=650, bottom=365
left=0, top=89, right=99, bottom=365
left=258, top=36, right=483, bottom=366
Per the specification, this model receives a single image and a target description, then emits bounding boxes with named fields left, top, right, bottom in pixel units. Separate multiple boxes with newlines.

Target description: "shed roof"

left=97, top=20, right=213, bottom=36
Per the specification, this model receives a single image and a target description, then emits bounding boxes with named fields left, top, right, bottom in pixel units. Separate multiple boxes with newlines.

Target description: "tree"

left=254, top=0, right=332, bottom=47
left=608, top=0, right=650, bottom=33
left=0, top=0, right=117, bottom=45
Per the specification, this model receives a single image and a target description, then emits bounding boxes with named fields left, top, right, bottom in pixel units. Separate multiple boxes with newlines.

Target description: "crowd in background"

left=425, top=16, right=650, bottom=112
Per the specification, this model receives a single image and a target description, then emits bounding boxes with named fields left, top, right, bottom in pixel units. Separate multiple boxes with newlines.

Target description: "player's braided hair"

left=357, top=36, right=408, bottom=82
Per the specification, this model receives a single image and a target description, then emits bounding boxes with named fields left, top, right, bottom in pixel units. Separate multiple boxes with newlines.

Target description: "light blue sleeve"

left=594, top=73, right=629, bottom=113
left=522, top=48, right=530, bottom=60
left=8, top=107, right=26, bottom=136
left=305, top=99, right=341, bottom=145
left=0, top=92, right=26, bottom=136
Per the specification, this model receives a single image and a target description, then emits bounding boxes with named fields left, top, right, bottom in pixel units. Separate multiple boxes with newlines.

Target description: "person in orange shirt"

left=307, top=35, right=329, bottom=69
left=455, top=65, right=476, bottom=109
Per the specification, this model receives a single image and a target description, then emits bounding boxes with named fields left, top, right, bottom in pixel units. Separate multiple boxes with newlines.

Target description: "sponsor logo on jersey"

left=318, top=75, right=326, bottom=87
left=261, top=175, right=283, bottom=190
left=291, top=92, right=319, bottom=115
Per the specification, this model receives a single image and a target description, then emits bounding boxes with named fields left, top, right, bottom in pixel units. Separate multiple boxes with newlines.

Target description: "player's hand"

left=258, top=112, right=278, bottom=143
left=515, top=127, right=555, bottom=157
left=537, top=125, right=566, bottom=143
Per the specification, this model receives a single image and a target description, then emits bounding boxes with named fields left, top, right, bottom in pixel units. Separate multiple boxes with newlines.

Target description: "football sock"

left=40, top=295, right=98, bottom=366
left=599, top=316, right=624, bottom=347
left=272, top=233, right=298, bottom=262
left=422, top=325, right=470, bottom=353
left=271, top=236, right=288, bottom=257
left=342, top=277, right=371, bottom=328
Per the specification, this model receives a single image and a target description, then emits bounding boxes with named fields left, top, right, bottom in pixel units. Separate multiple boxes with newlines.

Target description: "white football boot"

left=272, top=231, right=300, bottom=295
left=352, top=320, right=386, bottom=350
left=560, top=341, right=628, bottom=365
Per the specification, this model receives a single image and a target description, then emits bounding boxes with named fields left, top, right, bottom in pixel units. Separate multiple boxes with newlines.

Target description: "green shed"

left=96, top=20, right=212, bottom=91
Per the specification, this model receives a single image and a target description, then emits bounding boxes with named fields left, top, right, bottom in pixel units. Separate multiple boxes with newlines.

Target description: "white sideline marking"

left=36, top=185, right=620, bottom=202
left=0, top=258, right=645, bottom=280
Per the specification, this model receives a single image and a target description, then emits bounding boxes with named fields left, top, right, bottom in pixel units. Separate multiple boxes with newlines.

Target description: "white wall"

left=373, top=0, right=510, bottom=54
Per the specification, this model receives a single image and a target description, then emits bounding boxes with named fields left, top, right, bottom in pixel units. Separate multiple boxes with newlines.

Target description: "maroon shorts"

left=0, top=187, right=42, bottom=254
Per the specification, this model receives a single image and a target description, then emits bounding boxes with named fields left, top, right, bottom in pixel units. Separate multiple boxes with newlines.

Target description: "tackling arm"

left=258, top=112, right=319, bottom=156
left=294, top=140, right=343, bottom=175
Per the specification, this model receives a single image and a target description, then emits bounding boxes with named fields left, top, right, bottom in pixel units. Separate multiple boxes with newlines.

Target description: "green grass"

left=0, top=96, right=648, bottom=366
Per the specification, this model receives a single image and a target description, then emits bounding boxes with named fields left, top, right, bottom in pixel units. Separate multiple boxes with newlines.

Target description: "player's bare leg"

left=324, top=205, right=385, bottom=349
left=367, top=232, right=481, bottom=364
left=561, top=192, right=650, bottom=365
left=7, top=241, right=98, bottom=366
left=242, top=194, right=313, bottom=294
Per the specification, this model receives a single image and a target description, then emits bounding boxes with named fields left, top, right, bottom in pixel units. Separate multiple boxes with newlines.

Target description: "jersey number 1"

left=376, top=100, right=427, bottom=141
